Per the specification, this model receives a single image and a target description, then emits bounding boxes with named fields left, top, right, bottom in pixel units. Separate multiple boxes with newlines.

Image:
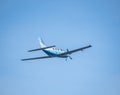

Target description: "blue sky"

left=0, top=0, right=120, bottom=95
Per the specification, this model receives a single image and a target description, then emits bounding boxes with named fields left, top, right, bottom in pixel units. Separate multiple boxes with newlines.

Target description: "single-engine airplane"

left=21, top=38, right=92, bottom=61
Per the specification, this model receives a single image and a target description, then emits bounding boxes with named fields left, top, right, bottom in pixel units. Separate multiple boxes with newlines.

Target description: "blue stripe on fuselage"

left=43, top=50, right=68, bottom=58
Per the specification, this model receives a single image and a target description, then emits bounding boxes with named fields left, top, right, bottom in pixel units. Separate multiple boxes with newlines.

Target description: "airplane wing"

left=28, top=45, right=56, bottom=52
left=60, top=45, right=92, bottom=55
left=21, top=56, right=53, bottom=61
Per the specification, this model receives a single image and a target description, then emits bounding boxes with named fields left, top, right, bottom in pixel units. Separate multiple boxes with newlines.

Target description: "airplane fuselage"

left=43, top=48, right=68, bottom=58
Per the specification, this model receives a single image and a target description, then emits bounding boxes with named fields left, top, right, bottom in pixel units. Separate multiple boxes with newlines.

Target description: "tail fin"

left=38, top=38, right=46, bottom=48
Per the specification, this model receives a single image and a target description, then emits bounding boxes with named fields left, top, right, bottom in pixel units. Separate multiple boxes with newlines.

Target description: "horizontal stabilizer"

left=28, top=45, right=56, bottom=52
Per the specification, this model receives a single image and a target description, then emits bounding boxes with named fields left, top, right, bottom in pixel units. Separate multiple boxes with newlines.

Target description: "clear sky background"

left=0, top=0, right=120, bottom=95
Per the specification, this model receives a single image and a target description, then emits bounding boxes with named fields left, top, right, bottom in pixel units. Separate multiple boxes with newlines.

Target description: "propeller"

left=67, top=48, right=69, bottom=52
left=65, top=56, right=72, bottom=61
left=68, top=56, right=72, bottom=60
left=65, top=49, right=72, bottom=61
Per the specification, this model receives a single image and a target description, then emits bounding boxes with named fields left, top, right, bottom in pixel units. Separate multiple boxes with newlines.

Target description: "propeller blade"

left=69, top=56, right=72, bottom=60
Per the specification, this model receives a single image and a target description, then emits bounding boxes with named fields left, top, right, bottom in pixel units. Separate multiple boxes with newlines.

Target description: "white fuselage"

left=43, top=47, right=68, bottom=58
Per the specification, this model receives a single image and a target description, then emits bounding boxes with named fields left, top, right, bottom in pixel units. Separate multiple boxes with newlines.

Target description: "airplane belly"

left=43, top=50, right=59, bottom=56
left=43, top=50, right=53, bottom=56
left=43, top=50, right=68, bottom=58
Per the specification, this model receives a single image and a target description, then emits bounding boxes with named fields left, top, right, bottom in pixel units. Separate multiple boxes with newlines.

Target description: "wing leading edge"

left=60, top=45, right=92, bottom=55
left=21, top=56, right=53, bottom=61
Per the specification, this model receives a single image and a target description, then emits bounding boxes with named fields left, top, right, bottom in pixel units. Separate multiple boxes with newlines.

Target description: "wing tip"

left=21, top=59, right=26, bottom=61
left=89, top=45, right=92, bottom=47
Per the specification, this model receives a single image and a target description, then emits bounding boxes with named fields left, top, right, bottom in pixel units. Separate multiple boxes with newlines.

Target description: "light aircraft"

left=21, top=38, right=92, bottom=61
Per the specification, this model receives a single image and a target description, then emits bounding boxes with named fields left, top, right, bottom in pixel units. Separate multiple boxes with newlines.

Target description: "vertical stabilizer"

left=38, top=38, right=46, bottom=48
